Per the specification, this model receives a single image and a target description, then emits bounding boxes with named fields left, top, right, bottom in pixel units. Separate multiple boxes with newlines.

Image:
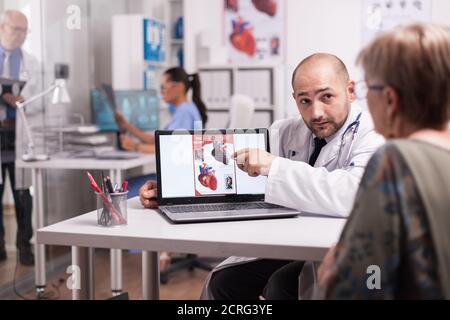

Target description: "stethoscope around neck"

left=337, top=112, right=362, bottom=166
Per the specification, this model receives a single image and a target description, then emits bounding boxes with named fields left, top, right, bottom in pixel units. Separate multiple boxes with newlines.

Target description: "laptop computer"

left=155, top=128, right=300, bottom=223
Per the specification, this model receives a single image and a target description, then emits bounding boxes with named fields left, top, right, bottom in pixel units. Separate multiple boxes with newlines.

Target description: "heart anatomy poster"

left=224, top=0, right=285, bottom=64
left=362, top=0, right=431, bottom=45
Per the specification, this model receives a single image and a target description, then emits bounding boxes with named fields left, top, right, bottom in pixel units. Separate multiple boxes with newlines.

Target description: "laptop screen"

left=156, top=129, right=269, bottom=204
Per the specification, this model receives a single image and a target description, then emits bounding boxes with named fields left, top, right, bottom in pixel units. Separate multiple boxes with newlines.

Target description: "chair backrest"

left=228, top=94, right=255, bottom=129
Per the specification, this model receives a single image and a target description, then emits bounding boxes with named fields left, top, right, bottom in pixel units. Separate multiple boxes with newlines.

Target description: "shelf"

left=144, top=60, right=169, bottom=68
left=170, top=38, right=184, bottom=45
left=198, top=63, right=281, bottom=70
left=207, top=107, right=275, bottom=112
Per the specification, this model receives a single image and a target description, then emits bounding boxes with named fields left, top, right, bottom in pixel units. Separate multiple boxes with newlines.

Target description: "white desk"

left=16, top=155, right=155, bottom=296
left=37, top=197, right=346, bottom=300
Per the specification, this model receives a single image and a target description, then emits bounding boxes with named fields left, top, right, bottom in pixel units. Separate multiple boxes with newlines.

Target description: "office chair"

left=160, top=253, right=217, bottom=284
left=227, top=94, right=256, bottom=128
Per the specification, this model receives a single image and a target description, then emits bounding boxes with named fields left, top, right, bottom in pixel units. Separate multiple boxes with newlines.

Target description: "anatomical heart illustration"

left=198, top=163, right=218, bottom=191
left=230, top=16, right=256, bottom=56
left=251, top=0, right=277, bottom=17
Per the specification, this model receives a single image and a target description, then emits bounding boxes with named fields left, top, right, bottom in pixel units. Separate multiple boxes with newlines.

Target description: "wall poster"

left=224, top=0, right=285, bottom=64
left=362, top=0, right=431, bottom=45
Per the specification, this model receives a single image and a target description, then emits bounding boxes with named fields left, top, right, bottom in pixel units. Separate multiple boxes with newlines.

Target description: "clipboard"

left=0, top=77, right=26, bottom=96
left=100, top=83, right=124, bottom=150
left=101, top=83, right=117, bottom=111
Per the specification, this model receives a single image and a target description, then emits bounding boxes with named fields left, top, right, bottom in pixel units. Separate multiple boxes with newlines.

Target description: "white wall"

left=284, top=0, right=362, bottom=116
left=89, top=0, right=127, bottom=87
left=284, top=0, right=450, bottom=116
left=127, top=0, right=165, bottom=19
left=432, top=0, right=450, bottom=24
left=184, top=0, right=223, bottom=73
left=184, top=0, right=450, bottom=118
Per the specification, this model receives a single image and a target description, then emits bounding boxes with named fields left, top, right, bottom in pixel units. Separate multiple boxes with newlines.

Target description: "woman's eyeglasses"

left=160, top=82, right=176, bottom=92
left=354, top=81, right=385, bottom=100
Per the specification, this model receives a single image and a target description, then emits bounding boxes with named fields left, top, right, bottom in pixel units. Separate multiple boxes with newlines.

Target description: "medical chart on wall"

left=362, top=0, right=432, bottom=45
left=144, top=18, right=166, bottom=62
left=224, top=0, right=285, bottom=64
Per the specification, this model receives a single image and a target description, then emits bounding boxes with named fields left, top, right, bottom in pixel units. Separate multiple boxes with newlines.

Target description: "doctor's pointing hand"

left=234, top=148, right=277, bottom=177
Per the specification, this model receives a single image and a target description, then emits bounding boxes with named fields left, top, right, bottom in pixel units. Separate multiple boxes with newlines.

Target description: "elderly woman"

left=318, top=23, right=450, bottom=299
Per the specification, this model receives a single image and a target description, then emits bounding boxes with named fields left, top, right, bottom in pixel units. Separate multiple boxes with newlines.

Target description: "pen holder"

left=96, top=191, right=128, bottom=227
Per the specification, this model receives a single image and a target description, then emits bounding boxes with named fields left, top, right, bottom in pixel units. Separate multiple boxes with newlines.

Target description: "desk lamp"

left=15, top=64, right=71, bottom=161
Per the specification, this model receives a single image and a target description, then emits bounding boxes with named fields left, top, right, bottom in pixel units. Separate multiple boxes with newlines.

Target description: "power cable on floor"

left=13, top=253, right=65, bottom=300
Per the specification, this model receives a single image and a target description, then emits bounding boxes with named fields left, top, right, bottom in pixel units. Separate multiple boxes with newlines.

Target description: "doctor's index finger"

left=234, top=149, right=250, bottom=165
left=233, top=148, right=250, bottom=158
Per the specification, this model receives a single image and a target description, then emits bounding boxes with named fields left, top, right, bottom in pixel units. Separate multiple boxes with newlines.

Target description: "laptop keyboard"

left=165, top=202, right=284, bottom=214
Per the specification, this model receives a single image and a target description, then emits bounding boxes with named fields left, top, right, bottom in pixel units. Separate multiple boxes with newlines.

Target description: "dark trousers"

left=0, top=162, right=33, bottom=249
left=209, top=259, right=305, bottom=300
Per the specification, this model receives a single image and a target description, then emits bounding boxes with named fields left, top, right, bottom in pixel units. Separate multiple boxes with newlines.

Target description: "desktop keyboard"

left=166, top=202, right=284, bottom=214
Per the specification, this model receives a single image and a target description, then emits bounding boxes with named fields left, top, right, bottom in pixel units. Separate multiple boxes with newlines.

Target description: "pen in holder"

left=96, top=191, right=128, bottom=227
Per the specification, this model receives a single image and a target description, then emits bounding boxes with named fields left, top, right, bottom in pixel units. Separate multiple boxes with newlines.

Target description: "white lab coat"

left=0, top=49, right=42, bottom=188
left=200, top=103, right=385, bottom=299
left=266, top=104, right=385, bottom=217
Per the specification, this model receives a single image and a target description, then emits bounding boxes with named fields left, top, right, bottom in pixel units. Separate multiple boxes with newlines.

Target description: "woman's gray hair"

left=357, top=23, right=450, bottom=128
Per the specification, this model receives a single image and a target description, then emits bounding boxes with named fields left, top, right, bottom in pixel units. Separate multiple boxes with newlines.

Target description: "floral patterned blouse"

left=324, top=142, right=447, bottom=299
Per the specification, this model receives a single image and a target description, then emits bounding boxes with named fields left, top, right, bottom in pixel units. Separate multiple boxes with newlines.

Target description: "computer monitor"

left=90, top=88, right=159, bottom=132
